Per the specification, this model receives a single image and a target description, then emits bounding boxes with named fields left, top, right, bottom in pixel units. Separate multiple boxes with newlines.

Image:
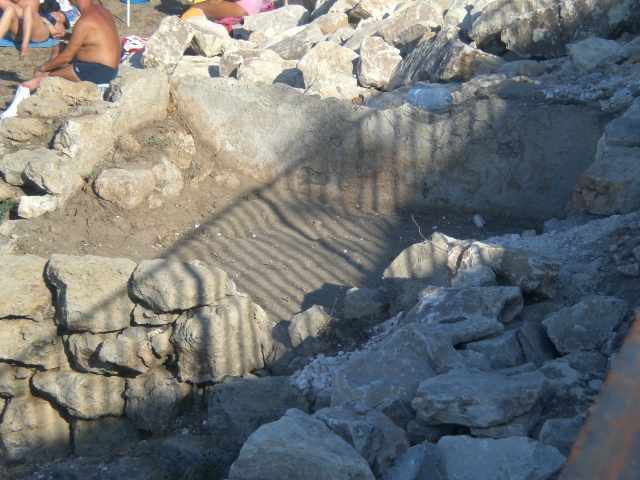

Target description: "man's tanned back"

left=71, top=1, right=120, bottom=69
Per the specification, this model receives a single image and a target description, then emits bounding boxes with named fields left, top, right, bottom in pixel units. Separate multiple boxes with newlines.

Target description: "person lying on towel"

left=21, top=0, right=120, bottom=92
left=181, top=0, right=263, bottom=22
left=0, top=6, right=67, bottom=56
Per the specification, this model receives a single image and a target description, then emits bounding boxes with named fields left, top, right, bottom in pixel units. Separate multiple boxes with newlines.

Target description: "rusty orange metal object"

left=559, top=313, right=640, bottom=480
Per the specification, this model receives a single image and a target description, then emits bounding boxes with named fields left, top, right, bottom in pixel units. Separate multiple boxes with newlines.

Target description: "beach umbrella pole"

left=127, top=0, right=130, bottom=27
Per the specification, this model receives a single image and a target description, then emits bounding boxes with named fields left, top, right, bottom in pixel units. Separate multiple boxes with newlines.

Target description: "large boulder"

left=314, top=402, right=409, bottom=475
left=141, top=15, right=194, bottom=74
left=468, top=0, right=640, bottom=58
left=542, top=296, right=629, bottom=354
left=129, top=259, right=229, bottom=313
left=401, top=286, right=523, bottom=326
left=331, top=348, right=435, bottom=408
left=389, top=26, right=504, bottom=88
left=46, top=254, right=137, bottom=333
left=31, top=369, right=126, bottom=419
left=228, top=409, right=375, bottom=480
left=436, top=435, right=565, bottom=479
left=0, top=394, right=71, bottom=463
left=0, top=254, right=51, bottom=319
left=0, top=318, right=65, bottom=369
left=411, top=369, right=546, bottom=428
left=171, top=296, right=274, bottom=383
left=124, top=366, right=192, bottom=432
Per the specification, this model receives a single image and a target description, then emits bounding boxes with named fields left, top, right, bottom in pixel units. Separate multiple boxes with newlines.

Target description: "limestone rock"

left=0, top=318, right=65, bottom=369
left=401, top=286, right=523, bottom=326
left=0, top=117, right=45, bottom=142
left=539, top=359, right=594, bottom=419
left=72, top=417, right=141, bottom=456
left=573, top=150, right=640, bottom=215
left=0, top=147, right=60, bottom=186
left=343, top=18, right=384, bottom=51
left=207, top=376, right=310, bottom=452
left=268, top=25, right=326, bottom=61
left=124, top=366, right=192, bottom=432
left=331, top=349, right=435, bottom=408
left=186, top=16, right=234, bottom=57
left=381, top=322, right=491, bottom=375
left=303, top=72, right=363, bottom=101
left=129, top=259, right=229, bottom=313
left=348, top=0, right=400, bottom=22
left=436, top=435, right=565, bottom=480
left=0, top=363, right=34, bottom=398
left=0, top=254, right=51, bottom=319
left=309, top=11, right=349, bottom=35
left=297, top=41, right=358, bottom=88
left=23, top=150, right=84, bottom=197
left=469, top=403, right=542, bottom=439
left=46, top=254, right=137, bottom=333
left=99, top=325, right=173, bottom=374
left=412, top=369, right=546, bottom=427
left=66, top=331, right=120, bottom=375
left=389, top=26, right=504, bottom=89
left=537, top=416, right=584, bottom=457
left=36, top=76, right=102, bottom=105
left=0, top=178, right=22, bottom=202
left=105, top=68, right=171, bottom=137
left=53, top=112, right=113, bottom=173
left=16, top=194, right=60, bottom=219
left=229, top=409, right=375, bottom=480
left=451, top=265, right=497, bottom=288
left=344, top=287, right=388, bottom=319
left=93, top=168, right=156, bottom=210
left=506, top=0, right=638, bottom=59
left=242, top=6, right=311, bottom=42
left=542, top=296, right=629, bottom=354
left=163, top=129, right=196, bottom=170
left=288, top=304, right=333, bottom=356
left=17, top=96, right=70, bottom=118
left=357, top=36, right=402, bottom=90
left=220, top=48, right=280, bottom=78
left=237, top=56, right=303, bottom=87
left=462, top=330, right=526, bottom=369
left=376, top=0, right=450, bottom=48
left=382, top=233, right=463, bottom=313
left=31, top=369, right=126, bottom=419
left=0, top=394, right=71, bottom=463
left=141, top=15, right=194, bottom=74
left=517, top=321, right=557, bottom=367
left=171, top=296, right=269, bottom=383
left=567, top=37, right=624, bottom=72
left=380, top=442, right=440, bottom=480
left=314, top=401, right=409, bottom=475
left=151, top=158, right=184, bottom=199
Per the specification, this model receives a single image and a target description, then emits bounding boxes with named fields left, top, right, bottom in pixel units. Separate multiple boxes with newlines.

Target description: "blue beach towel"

left=0, top=34, right=58, bottom=47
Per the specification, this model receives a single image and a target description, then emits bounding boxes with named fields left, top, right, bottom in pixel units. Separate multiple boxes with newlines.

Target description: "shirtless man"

left=21, top=0, right=120, bottom=92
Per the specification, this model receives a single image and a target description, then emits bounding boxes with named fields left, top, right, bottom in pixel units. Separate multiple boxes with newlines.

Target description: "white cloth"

left=0, top=86, right=30, bottom=121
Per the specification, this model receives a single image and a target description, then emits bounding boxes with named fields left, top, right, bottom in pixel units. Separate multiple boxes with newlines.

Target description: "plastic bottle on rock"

left=407, top=87, right=453, bottom=110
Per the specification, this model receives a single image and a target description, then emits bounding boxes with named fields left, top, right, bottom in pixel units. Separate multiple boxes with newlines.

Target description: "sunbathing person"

left=21, top=0, right=120, bottom=92
left=0, top=0, right=39, bottom=16
left=0, top=6, right=67, bottom=56
left=181, top=0, right=263, bottom=21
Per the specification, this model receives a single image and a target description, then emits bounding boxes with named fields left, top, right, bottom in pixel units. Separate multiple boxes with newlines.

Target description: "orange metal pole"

left=559, top=313, right=640, bottom=480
